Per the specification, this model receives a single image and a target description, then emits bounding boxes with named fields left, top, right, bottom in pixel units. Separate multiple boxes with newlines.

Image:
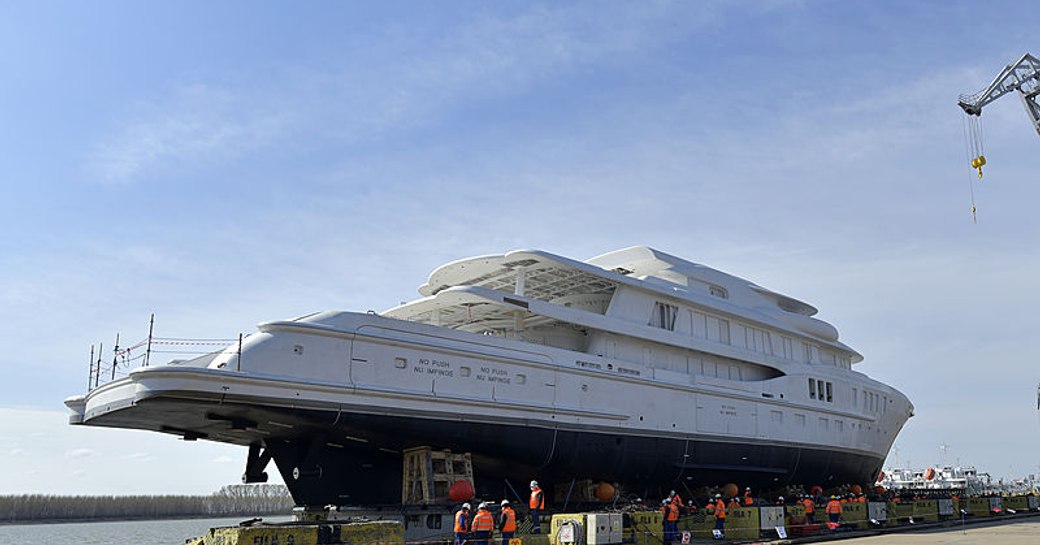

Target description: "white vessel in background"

left=66, top=246, right=913, bottom=506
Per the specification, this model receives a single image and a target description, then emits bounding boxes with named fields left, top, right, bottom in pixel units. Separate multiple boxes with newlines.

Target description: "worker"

left=660, top=499, right=671, bottom=543
left=454, top=503, right=472, bottom=545
left=498, top=499, right=516, bottom=545
left=664, top=497, right=680, bottom=543
left=727, top=495, right=741, bottom=509
left=704, top=497, right=715, bottom=516
left=713, top=493, right=726, bottom=540
left=668, top=489, right=683, bottom=512
left=529, top=480, right=545, bottom=534
left=472, top=502, right=495, bottom=545
left=802, top=495, right=816, bottom=524
left=743, top=487, right=754, bottom=506
left=775, top=496, right=785, bottom=506
left=825, top=496, right=843, bottom=528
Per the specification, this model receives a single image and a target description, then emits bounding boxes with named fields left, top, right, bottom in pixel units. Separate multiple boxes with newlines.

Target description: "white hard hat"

left=501, top=499, right=510, bottom=506
left=478, top=502, right=488, bottom=509
left=670, top=490, right=676, bottom=495
left=462, top=503, right=471, bottom=509
left=530, top=480, right=539, bottom=488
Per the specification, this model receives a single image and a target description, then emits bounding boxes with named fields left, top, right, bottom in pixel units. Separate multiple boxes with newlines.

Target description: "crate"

left=401, top=446, right=474, bottom=505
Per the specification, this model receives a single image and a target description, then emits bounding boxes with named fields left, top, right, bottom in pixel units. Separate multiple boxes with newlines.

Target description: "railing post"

left=238, top=333, right=244, bottom=371
left=111, top=333, right=120, bottom=380
left=87, top=345, right=95, bottom=391
left=95, top=342, right=103, bottom=389
left=145, top=313, right=155, bottom=367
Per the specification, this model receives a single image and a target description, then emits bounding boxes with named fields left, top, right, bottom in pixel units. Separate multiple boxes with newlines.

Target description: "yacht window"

left=808, top=378, right=817, bottom=399
left=649, top=302, right=678, bottom=331
left=709, top=285, right=728, bottom=299
left=825, top=382, right=833, bottom=403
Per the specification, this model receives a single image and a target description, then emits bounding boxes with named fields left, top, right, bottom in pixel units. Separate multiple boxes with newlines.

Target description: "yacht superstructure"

left=66, top=247, right=912, bottom=506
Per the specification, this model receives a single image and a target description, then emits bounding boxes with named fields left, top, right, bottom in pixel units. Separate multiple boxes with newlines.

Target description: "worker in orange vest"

left=712, top=494, right=726, bottom=539
left=454, top=503, right=472, bottom=545
left=704, top=496, right=715, bottom=516
left=498, top=500, right=516, bottom=545
left=661, top=498, right=679, bottom=543
left=801, top=495, right=816, bottom=524
left=743, top=487, right=754, bottom=506
left=825, top=496, right=843, bottom=528
left=529, top=480, right=545, bottom=534
left=472, top=502, right=495, bottom=545
left=668, top=490, right=684, bottom=514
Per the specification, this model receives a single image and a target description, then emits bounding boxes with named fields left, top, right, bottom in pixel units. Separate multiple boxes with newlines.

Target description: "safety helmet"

left=462, top=503, right=471, bottom=510
left=715, top=494, right=722, bottom=499
left=669, top=490, right=676, bottom=495
left=530, top=480, right=539, bottom=489
left=778, top=496, right=784, bottom=501
left=479, top=502, right=488, bottom=509
left=501, top=500, right=510, bottom=506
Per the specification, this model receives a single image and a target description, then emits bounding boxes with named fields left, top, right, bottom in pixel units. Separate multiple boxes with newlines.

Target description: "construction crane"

left=958, top=53, right=1040, bottom=178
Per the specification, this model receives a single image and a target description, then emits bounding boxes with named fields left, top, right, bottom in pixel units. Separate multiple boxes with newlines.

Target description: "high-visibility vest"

left=473, top=509, right=495, bottom=532
left=666, top=503, right=679, bottom=522
left=530, top=488, right=545, bottom=509
left=714, top=500, right=726, bottom=519
left=727, top=499, right=740, bottom=509
left=454, top=510, right=470, bottom=533
left=500, top=507, right=516, bottom=532
left=825, top=500, right=842, bottom=515
left=744, top=495, right=753, bottom=506
left=803, top=499, right=815, bottom=512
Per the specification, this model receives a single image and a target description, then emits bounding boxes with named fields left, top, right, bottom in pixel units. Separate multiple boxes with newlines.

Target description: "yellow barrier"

left=912, top=500, right=939, bottom=523
left=190, top=520, right=404, bottom=545
left=724, top=507, right=759, bottom=540
left=841, top=503, right=868, bottom=529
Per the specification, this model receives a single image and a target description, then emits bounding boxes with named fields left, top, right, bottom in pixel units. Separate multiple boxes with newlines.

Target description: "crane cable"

left=966, top=114, right=986, bottom=178
left=960, top=114, right=981, bottom=223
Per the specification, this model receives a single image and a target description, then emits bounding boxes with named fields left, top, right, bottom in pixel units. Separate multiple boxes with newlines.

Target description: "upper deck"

left=383, top=246, right=862, bottom=373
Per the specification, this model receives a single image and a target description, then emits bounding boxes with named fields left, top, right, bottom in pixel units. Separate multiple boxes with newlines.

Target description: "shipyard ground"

left=720, top=511, right=1040, bottom=545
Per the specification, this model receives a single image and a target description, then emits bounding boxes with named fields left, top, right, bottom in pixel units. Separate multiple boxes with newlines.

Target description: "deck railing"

left=86, top=314, right=241, bottom=391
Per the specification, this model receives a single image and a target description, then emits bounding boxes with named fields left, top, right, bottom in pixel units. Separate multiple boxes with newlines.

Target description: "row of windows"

left=808, top=378, right=833, bottom=402
left=648, top=301, right=848, bottom=368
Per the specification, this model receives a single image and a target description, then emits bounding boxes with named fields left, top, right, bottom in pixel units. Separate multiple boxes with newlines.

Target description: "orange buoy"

left=723, top=483, right=739, bottom=498
left=874, top=485, right=886, bottom=494
left=809, top=485, right=823, bottom=496
left=850, top=484, right=862, bottom=495
left=449, top=480, right=475, bottom=501
left=594, top=482, right=615, bottom=501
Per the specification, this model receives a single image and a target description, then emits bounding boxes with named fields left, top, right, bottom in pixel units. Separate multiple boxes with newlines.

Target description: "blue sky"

left=2, top=1, right=1039, bottom=494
